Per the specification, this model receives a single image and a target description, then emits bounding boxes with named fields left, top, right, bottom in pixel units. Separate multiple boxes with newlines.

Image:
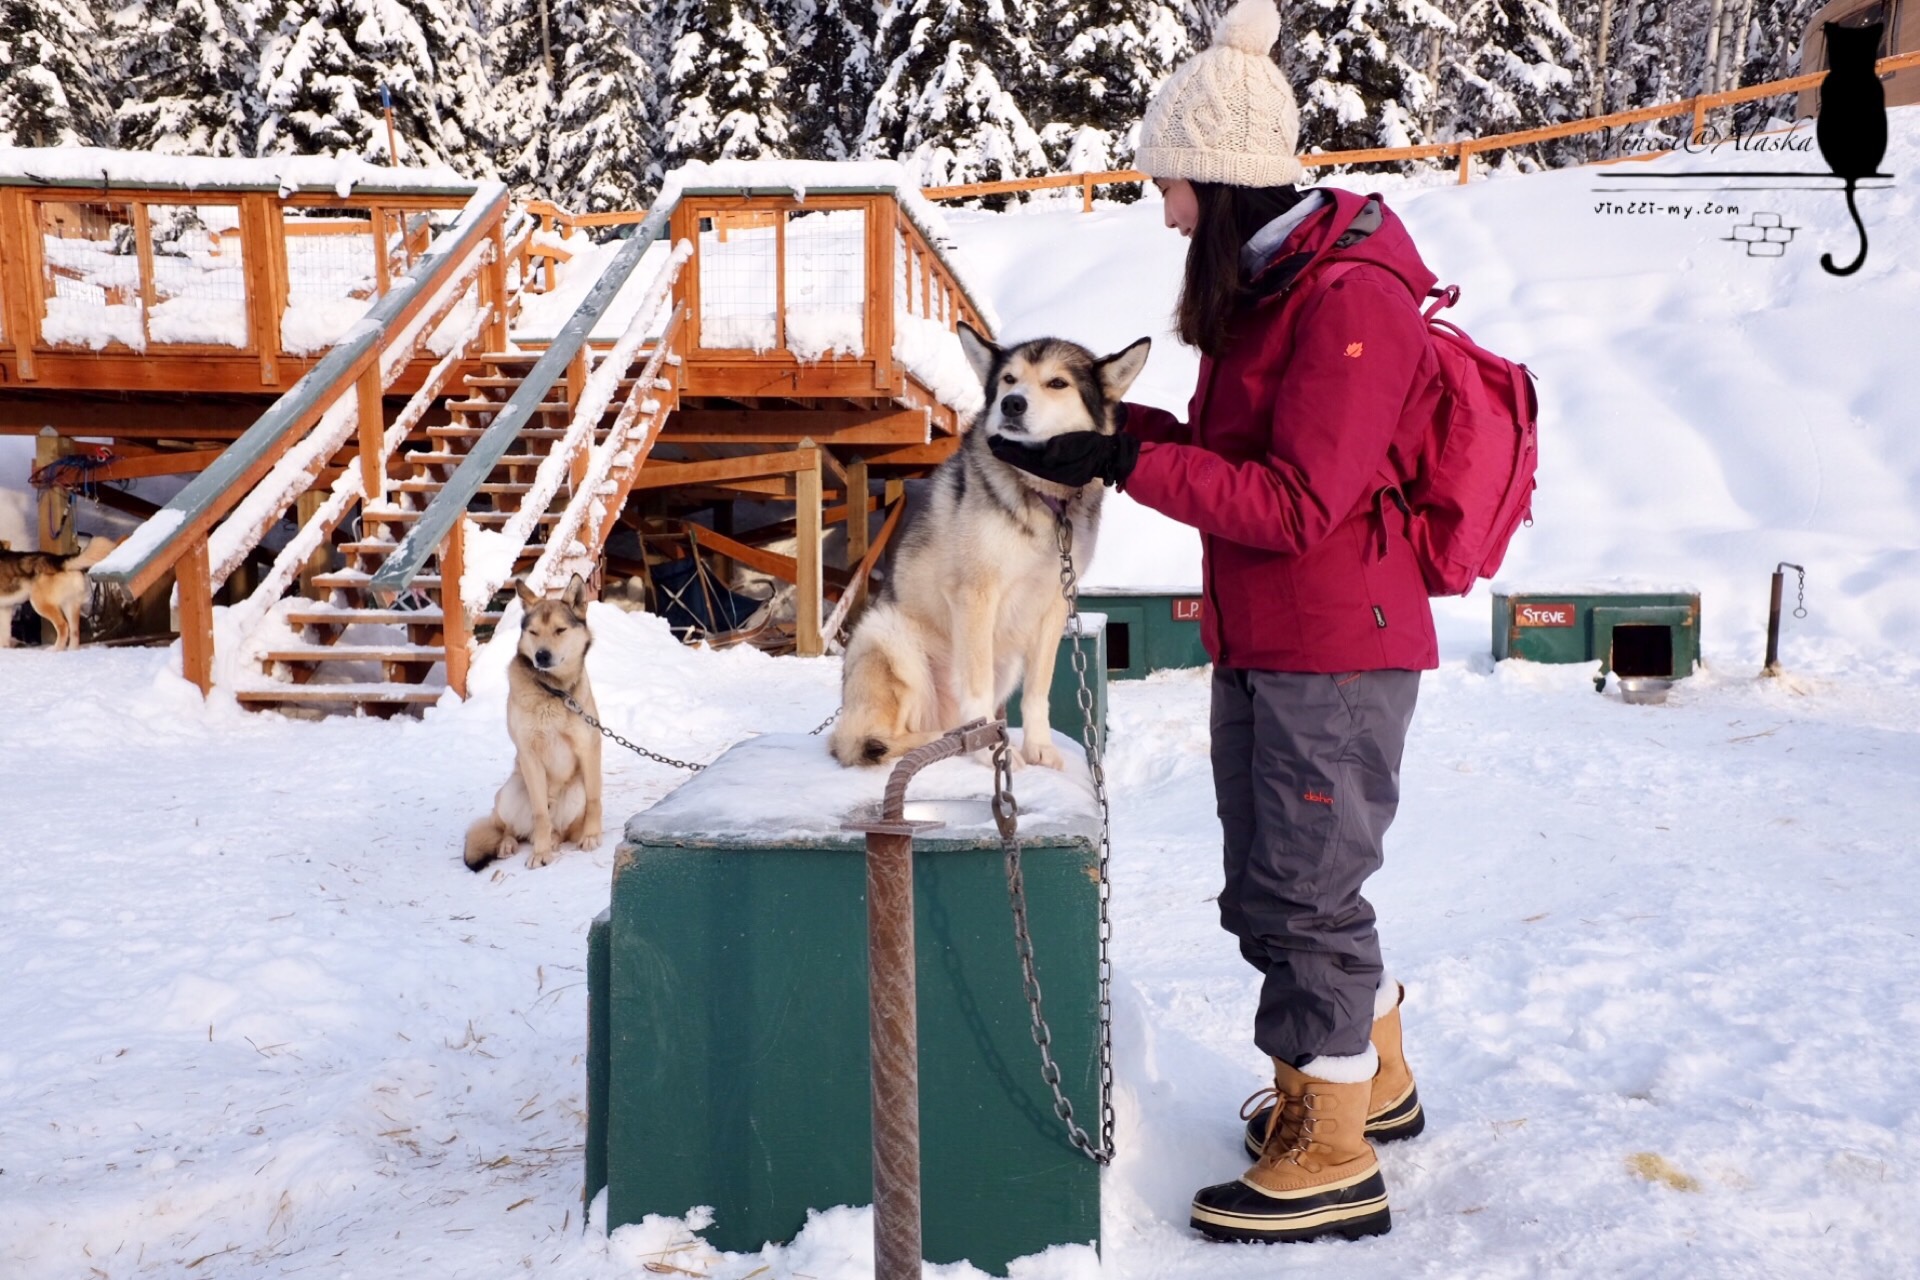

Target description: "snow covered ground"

left=4, top=115, right=1919, bottom=1278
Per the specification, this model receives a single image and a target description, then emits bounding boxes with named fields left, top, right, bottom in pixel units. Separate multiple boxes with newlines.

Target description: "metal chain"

left=560, top=692, right=710, bottom=772
left=550, top=683, right=836, bottom=765
left=1791, top=565, right=1808, bottom=619
left=988, top=512, right=1115, bottom=1165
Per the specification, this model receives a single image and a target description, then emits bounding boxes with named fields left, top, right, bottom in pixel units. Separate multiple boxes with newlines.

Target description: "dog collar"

left=1039, top=493, right=1071, bottom=519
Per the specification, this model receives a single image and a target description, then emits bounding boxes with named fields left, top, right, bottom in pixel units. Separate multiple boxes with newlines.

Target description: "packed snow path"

left=2, top=613, right=1917, bottom=1278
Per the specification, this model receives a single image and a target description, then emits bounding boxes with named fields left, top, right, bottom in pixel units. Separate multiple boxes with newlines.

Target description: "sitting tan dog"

left=464, top=576, right=603, bottom=871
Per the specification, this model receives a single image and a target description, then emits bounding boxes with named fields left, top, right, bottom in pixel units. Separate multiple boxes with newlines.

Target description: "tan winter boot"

left=1243, top=982, right=1425, bottom=1158
left=1192, top=1060, right=1391, bottom=1243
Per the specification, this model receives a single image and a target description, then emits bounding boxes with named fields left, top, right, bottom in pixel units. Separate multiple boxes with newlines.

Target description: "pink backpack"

left=1316, top=264, right=1539, bottom=597
left=1393, top=285, right=1539, bottom=596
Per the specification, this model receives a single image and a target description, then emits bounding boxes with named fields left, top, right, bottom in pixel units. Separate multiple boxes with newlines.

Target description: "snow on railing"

left=523, top=275, right=690, bottom=598
left=205, top=219, right=503, bottom=593
left=465, top=239, right=691, bottom=608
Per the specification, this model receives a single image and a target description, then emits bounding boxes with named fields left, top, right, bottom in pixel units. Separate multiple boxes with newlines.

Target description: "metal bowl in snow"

left=1617, top=676, right=1674, bottom=705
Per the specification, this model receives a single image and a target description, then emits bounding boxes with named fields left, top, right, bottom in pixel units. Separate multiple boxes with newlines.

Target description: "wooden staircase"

left=234, top=343, right=678, bottom=714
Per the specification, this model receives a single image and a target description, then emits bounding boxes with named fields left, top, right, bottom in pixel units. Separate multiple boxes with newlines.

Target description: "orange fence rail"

left=922, top=48, right=1920, bottom=205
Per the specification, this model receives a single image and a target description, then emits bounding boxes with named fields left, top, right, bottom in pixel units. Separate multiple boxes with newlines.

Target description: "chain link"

left=560, top=692, right=710, bottom=772
left=1791, top=565, right=1808, bottom=620
left=988, top=511, right=1116, bottom=1166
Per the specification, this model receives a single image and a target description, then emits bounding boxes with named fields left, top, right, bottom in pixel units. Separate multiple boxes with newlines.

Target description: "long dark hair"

left=1174, top=181, right=1305, bottom=358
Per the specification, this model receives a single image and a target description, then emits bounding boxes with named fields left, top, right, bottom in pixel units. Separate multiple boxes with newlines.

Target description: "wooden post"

left=357, top=364, right=386, bottom=504
left=485, top=215, right=510, bottom=353
left=795, top=441, right=823, bottom=657
left=295, top=490, right=328, bottom=596
left=176, top=540, right=214, bottom=695
left=35, top=429, right=78, bottom=554
left=1456, top=143, right=1473, bottom=185
left=845, top=456, right=871, bottom=616
left=260, top=198, right=289, bottom=383
left=868, top=197, right=897, bottom=390
left=774, top=207, right=788, bottom=352
left=441, top=517, right=471, bottom=699
left=131, top=200, right=157, bottom=349
left=567, top=345, right=591, bottom=491
left=1691, top=95, right=1708, bottom=145
left=370, top=205, right=392, bottom=296
left=1082, top=173, right=1094, bottom=213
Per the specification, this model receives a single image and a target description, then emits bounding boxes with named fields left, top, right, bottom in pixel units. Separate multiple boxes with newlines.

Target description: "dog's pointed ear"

left=514, top=578, right=540, bottom=609
left=1097, top=337, right=1151, bottom=401
left=956, top=322, right=998, bottom=385
left=563, top=574, right=589, bottom=616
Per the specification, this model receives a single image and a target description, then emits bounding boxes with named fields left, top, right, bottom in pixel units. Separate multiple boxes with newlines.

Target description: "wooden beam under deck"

left=663, top=407, right=931, bottom=446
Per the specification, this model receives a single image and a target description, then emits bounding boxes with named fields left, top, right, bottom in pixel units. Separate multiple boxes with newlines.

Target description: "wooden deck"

left=4, top=166, right=989, bottom=710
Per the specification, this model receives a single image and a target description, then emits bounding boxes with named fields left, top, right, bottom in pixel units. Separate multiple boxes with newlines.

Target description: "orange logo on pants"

left=1344, top=342, right=1364, bottom=358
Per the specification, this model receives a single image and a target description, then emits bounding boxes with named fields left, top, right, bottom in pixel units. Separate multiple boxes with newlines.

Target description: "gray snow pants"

left=1210, top=667, right=1421, bottom=1064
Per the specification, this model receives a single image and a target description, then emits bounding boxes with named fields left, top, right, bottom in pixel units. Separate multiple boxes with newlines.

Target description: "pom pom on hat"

left=1134, top=0, right=1304, bottom=187
left=1214, top=0, right=1282, bottom=55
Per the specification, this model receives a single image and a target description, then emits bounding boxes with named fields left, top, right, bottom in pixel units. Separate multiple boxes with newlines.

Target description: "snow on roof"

left=625, top=732, right=1098, bottom=848
left=656, top=157, right=1000, bottom=334
left=0, top=146, right=478, bottom=198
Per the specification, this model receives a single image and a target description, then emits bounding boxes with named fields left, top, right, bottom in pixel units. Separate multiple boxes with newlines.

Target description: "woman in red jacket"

left=990, top=0, right=1436, bottom=1247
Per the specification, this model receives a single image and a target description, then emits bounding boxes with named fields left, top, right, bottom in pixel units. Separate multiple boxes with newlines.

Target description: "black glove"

left=988, top=430, right=1141, bottom=489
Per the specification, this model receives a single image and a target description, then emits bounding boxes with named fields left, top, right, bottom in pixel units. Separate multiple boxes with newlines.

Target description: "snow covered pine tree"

left=110, top=0, right=260, bottom=156
left=1442, top=0, right=1586, bottom=171
left=548, top=0, right=656, bottom=211
left=858, top=0, right=1052, bottom=187
left=1280, top=0, right=1454, bottom=160
left=660, top=0, right=792, bottom=164
left=0, top=0, right=111, bottom=147
left=1041, top=0, right=1193, bottom=176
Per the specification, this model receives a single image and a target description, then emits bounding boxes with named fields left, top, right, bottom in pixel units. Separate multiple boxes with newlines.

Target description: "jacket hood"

left=1252, top=188, right=1438, bottom=305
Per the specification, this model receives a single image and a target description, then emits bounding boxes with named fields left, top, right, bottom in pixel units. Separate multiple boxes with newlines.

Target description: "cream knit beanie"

left=1135, top=0, right=1303, bottom=187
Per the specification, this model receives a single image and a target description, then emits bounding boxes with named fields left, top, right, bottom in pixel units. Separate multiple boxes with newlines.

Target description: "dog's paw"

left=527, top=841, right=557, bottom=869
left=1022, top=738, right=1065, bottom=770
left=575, top=825, right=603, bottom=851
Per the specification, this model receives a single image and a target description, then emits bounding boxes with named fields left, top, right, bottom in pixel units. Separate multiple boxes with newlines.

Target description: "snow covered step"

left=234, top=683, right=445, bottom=707
left=311, top=570, right=442, bottom=591
left=338, top=539, right=404, bottom=556
left=425, top=425, right=570, bottom=441
left=402, top=451, right=548, bottom=467
left=445, top=398, right=574, bottom=415
left=365, top=508, right=563, bottom=526
left=261, top=644, right=445, bottom=664
left=285, top=607, right=446, bottom=626
left=393, top=479, right=535, bottom=495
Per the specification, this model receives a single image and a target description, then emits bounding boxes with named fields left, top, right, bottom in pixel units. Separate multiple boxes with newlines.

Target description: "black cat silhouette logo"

left=1817, top=22, right=1890, bottom=275
left=1588, top=19, right=1895, bottom=278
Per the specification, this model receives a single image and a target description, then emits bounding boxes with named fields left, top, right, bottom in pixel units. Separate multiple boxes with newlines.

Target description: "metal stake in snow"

left=1763, top=561, right=1807, bottom=676
left=381, top=84, right=399, bottom=167
left=842, top=718, right=1011, bottom=1280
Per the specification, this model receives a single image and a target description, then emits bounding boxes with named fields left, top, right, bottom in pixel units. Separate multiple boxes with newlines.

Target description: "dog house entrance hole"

left=1611, top=624, right=1674, bottom=678
left=1104, top=621, right=1131, bottom=673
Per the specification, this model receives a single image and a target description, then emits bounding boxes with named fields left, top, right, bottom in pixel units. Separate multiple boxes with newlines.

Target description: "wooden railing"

left=0, top=179, right=479, bottom=390
left=922, top=48, right=1920, bottom=205
left=90, top=182, right=513, bottom=691
left=369, top=203, right=680, bottom=595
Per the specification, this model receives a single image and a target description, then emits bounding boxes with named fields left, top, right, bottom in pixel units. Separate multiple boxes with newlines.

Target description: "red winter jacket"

left=1121, top=189, right=1441, bottom=673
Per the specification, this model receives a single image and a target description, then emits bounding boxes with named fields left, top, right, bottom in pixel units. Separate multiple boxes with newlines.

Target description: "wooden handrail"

left=921, top=48, right=1920, bottom=202
left=368, top=199, right=680, bottom=593
left=90, top=182, right=511, bottom=600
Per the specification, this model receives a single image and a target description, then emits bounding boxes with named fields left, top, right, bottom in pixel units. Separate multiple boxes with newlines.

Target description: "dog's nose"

left=534, top=648, right=553, bottom=668
left=1000, top=393, right=1026, bottom=419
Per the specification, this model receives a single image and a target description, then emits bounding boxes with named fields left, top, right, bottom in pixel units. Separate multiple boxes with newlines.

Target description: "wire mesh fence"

left=146, top=203, right=249, bottom=347
left=783, top=207, right=865, bottom=359
left=37, top=200, right=143, bottom=349
left=696, top=210, right=779, bottom=350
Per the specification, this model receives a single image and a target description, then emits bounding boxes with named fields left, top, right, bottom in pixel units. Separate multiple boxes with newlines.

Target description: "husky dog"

left=464, top=576, right=604, bottom=871
left=0, top=536, right=116, bottom=651
left=830, top=324, right=1150, bottom=769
